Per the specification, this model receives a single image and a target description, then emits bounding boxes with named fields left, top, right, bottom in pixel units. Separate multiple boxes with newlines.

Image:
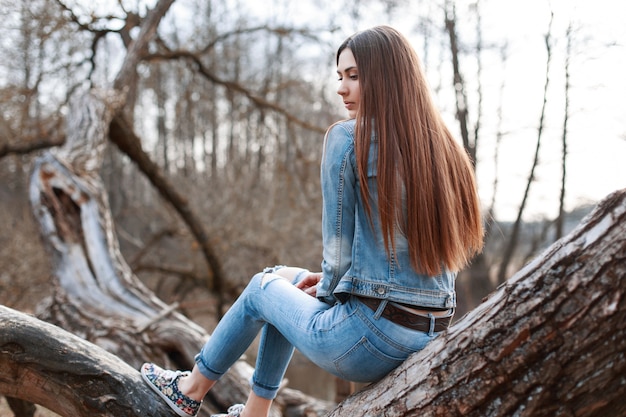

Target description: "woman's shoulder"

left=326, top=118, right=356, bottom=138
left=322, top=119, right=356, bottom=162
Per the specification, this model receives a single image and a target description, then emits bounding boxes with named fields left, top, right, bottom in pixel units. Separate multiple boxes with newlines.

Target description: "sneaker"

left=211, top=403, right=245, bottom=417
left=141, top=363, right=202, bottom=417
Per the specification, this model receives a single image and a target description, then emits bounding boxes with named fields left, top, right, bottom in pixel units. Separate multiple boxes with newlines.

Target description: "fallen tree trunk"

left=0, top=305, right=177, bottom=417
left=0, top=306, right=333, bottom=417
left=329, top=189, right=626, bottom=417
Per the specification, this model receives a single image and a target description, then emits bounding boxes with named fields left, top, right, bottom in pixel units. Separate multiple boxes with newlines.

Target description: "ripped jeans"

left=194, top=266, right=440, bottom=399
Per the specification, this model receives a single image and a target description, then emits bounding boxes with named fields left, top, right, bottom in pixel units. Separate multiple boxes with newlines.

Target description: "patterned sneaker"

left=141, top=363, right=202, bottom=417
left=211, top=403, right=245, bottom=417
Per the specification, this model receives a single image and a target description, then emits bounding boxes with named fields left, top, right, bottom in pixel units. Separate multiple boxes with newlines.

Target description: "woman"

left=141, top=25, right=483, bottom=417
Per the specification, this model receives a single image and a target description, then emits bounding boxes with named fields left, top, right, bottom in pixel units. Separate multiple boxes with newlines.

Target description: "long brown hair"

left=337, top=26, right=483, bottom=276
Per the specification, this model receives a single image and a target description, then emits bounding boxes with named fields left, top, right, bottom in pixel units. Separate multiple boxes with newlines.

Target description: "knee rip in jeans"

left=260, top=272, right=284, bottom=289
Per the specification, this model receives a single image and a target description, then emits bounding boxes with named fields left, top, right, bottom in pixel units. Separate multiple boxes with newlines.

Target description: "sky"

left=466, top=0, right=626, bottom=221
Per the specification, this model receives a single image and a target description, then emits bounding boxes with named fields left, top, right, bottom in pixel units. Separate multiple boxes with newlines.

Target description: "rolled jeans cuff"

left=193, top=353, right=223, bottom=381
left=249, top=376, right=281, bottom=400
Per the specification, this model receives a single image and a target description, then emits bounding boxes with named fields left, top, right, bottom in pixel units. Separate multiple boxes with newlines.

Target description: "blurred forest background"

left=1, top=0, right=625, bottom=413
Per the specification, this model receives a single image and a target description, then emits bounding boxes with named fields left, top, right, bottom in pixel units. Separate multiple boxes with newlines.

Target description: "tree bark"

left=4, top=397, right=36, bottom=417
left=328, top=188, right=626, bottom=417
left=0, top=305, right=333, bottom=417
left=0, top=305, right=177, bottom=417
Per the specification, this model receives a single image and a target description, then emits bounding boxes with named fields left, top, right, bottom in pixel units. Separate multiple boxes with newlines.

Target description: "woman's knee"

left=263, top=266, right=307, bottom=282
left=274, top=267, right=307, bottom=281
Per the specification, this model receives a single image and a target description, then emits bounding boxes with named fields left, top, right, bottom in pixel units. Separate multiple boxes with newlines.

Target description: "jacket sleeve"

left=317, top=123, right=357, bottom=304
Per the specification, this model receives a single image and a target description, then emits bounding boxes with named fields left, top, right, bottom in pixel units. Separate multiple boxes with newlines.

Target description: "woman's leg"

left=176, top=366, right=215, bottom=401
left=148, top=266, right=436, bottom=415
left=246, top=267, right=304, bottom=398
left=192, top=267, right=314, bottom=392
left=178, top=367, right=271, bottom=417
left=240, top=392, right=272, bottom=417
left=146, top=266, right=318, bottom=416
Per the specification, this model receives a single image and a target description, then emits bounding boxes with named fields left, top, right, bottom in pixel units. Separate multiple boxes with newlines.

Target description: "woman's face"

left=336, top=48, right=360, bottom=119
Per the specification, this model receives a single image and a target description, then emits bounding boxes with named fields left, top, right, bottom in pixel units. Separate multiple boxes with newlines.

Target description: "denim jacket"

left=317, top=119, right=457, bottom=309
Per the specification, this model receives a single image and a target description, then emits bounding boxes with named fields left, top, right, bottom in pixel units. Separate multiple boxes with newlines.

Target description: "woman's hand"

left=295, top=272, right=322, bottom=297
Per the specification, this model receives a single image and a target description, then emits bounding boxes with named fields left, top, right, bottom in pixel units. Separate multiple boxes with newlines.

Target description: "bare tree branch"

left=556, top=22, right=573, bottom=239
left=108, top=114, right=228, bottom=316
left=113, top=0, right=175, bottom=91
left=444, top=2, right=472, bottom=162
left=0, top=136, right=65, bottom=158
left=143, top=49, right=326, bottom=134
left=497, top=12, right=554, bottom=284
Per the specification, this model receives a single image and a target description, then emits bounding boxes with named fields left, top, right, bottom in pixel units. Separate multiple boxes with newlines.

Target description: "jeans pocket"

left=333, top=336, right=406, bottom=382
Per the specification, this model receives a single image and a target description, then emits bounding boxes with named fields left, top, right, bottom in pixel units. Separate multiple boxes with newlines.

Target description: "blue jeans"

left=194, top=267, right=442, bottom=399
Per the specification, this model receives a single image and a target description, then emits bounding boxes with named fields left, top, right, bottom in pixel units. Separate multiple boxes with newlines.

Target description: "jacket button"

left=376, top=287, right=386, bottom=295
left=445, top=295, right=454, bottom=307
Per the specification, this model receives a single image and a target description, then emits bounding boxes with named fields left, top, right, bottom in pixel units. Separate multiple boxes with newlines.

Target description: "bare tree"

left=497, top=12, right=554, bottom=284
left=442, top=0, right=494, bottom=313
left=556, top=22, right=573, bottom=240
left=444, top=1, right=472, bottom=162
left=485, top=41, right=509, bottom=232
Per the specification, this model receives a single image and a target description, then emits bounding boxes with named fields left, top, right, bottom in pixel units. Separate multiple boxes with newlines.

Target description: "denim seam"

left=332, top=336, right=404, bottom=379
left=354, top=303, right=414, bottom=354
left=329, top=140, right=354, bottom=295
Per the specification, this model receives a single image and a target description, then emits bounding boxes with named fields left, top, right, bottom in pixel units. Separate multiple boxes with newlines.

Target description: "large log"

left=329, top=189, right=626, bottom=417
left=0, top=305, right=176, bottom=417
left=0, top=305, right=333, bottom=417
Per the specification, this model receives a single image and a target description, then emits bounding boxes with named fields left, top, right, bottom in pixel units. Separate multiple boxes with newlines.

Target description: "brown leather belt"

left=357, top=297, right=452, bottom=333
